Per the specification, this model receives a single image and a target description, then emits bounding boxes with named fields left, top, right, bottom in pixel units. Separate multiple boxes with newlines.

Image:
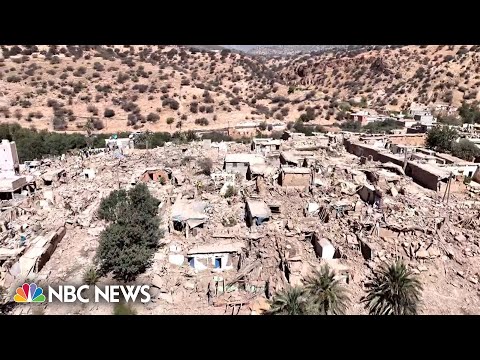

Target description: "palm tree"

left=362, top=260, right=422, bottom=315
left=267, top=286, right=311, bottom=315
left=303, top=265, right=350, bottom=315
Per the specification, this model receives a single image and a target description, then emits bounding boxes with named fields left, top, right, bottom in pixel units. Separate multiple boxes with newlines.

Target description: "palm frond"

left=362, top=260, right=423, bottom=315
left=304, top=265, right=350, bottom=315
left=267, top=286, right=312, bottom=315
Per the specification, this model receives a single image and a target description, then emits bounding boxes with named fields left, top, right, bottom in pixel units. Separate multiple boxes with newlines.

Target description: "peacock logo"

left=14, top=283, right=46, bottom=303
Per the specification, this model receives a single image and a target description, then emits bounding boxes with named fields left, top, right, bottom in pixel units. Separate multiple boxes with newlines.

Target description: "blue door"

left=215, top=258, right=221, bottom=269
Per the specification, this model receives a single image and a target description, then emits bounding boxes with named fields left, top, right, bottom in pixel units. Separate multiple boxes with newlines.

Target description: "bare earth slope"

left=0, top=45, right=478, bottom=134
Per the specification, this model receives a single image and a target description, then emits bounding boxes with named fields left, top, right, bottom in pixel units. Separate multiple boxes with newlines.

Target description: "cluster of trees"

left=0, top=123, right=203, bottom=161
left=427, top=126, right=480, bottom=161
left=340, top=119, right=403, bottom=134
left=268, top=261, right=422, bottom=315
left=1, top=119, right=328, bottom=164
left=437, top=101, right=480, bottom=126
left=0, top=123, right=88, bottom=161
left=363, top=119, right=403, bottom=134
left=95, top=184, right=163, bottom=281
left=288, top=120, right=326, bottom=136
left=458, top=101, right=480, bottom=124
left=339, top=120, right=361, bottom=132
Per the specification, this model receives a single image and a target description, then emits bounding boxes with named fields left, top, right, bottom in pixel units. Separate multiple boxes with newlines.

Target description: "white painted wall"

left=444, top=164, right=479, bottom=177
left=0, top=140, right=19, bottom=176
left=189, top=253, right=233, bottom=271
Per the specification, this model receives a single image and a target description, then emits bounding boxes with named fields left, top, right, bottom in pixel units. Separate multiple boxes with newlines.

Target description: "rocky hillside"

left=276, top=45, right=480, bottom=111
left=0, top=45, right=477, bottom=134
left=248, top=45, right=376, bottom=56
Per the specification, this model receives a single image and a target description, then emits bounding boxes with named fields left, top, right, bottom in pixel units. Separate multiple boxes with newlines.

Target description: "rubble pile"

left=1, top=133, right=480, bottom=314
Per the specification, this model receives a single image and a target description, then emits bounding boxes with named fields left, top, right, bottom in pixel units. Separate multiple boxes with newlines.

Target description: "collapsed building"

left=1, top=127, right=480, bottom=315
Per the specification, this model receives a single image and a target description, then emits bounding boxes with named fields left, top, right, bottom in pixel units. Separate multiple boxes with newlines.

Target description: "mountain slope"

left=0, top=45, right=477, bottom=134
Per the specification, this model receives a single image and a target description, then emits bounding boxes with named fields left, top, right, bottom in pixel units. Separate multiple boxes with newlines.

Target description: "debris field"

left=1, top=132, right=480, bottom=315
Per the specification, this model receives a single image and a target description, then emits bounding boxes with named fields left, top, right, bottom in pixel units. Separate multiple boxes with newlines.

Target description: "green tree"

left=267, top=287, right=312, bottom=315
left=451, top=139, right=480, bottom=161
left=166, top=117, right=174, bottom=128
left=97, top=189, right=128, bottom=222
left=0, top=286, right=6, bottom=304
left=359, top=97, right=368, bottom=108
left=363, top=119, right=403, bottom=134
left=224, top=185, right=237, bottom=198
left=197, top=157, right=213, bottom=175
left=438, top=114, right=462, bottom=126
left=362, top=260, right=422, bottom=315
left=458, top=101, right=480, bottom=124
left=113, top=302, right=137, bottom=315
left=426, top=126, right=458, bottom=152
left=303, top=265, right=350, bottom=315
left=96, top=184, right=162, bottom=281
left=258, top=121, right=267, bottom=131
left=293, top=120, right=314, bottom=136
left=83, top=266, right=100, bottom=285
left=340, top=120, right=361, bottom=132
left=338, top=102, right=351, bottom=112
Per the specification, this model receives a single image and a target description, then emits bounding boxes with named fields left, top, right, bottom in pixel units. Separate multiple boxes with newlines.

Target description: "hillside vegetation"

left=0, top=45, right=478, bottom=134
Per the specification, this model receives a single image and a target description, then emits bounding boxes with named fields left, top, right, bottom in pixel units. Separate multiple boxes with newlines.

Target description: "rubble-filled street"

left=1, top=131, right=480, bottom=315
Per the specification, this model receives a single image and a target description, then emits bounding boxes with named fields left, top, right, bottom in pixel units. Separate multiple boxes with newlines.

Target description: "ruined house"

left=312, top=233, right=336, bottom=260
left=279, top=151, right=312, bottom=167
left=186, top=241, right=245, bottom=271
left=408, top=162, right=451, bottom=191
left=224, top=153, right=265, bottom=178
left=251, top=138, right=281, bottom=154
left=140, top=167, right=170, bottom=184
left=279, top=167, right=311, bottom=187
left=281, top=131, right=306, bottom=141
left=171, top=198, right=209, bottom=238
left=81, top=168, right=96, bottom=180
left=0, top=140, right=30, bottom=200
left=0, top=177, right=29, bottom=200
left=41, top=169, right=66, bottom=187
left=246, top=164, right=276, bottom=181
left=0, top=140, right=20, bottom=177
left=105, top=138, right=134, bottom=150
left=245, top=199, right=271, bottom=227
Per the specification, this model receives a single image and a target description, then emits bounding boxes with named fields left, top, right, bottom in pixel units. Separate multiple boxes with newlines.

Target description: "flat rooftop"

left=224, top=153, right=265, bottom=165
left=282, top=167, right=311, bottom=174
left=409, top=161, right=451, bottom=179
left=187, top=241, right=245, bottom=255
left=0, top=175, right=27, bottom=192
left=435, top=152, right=475, bottom=165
